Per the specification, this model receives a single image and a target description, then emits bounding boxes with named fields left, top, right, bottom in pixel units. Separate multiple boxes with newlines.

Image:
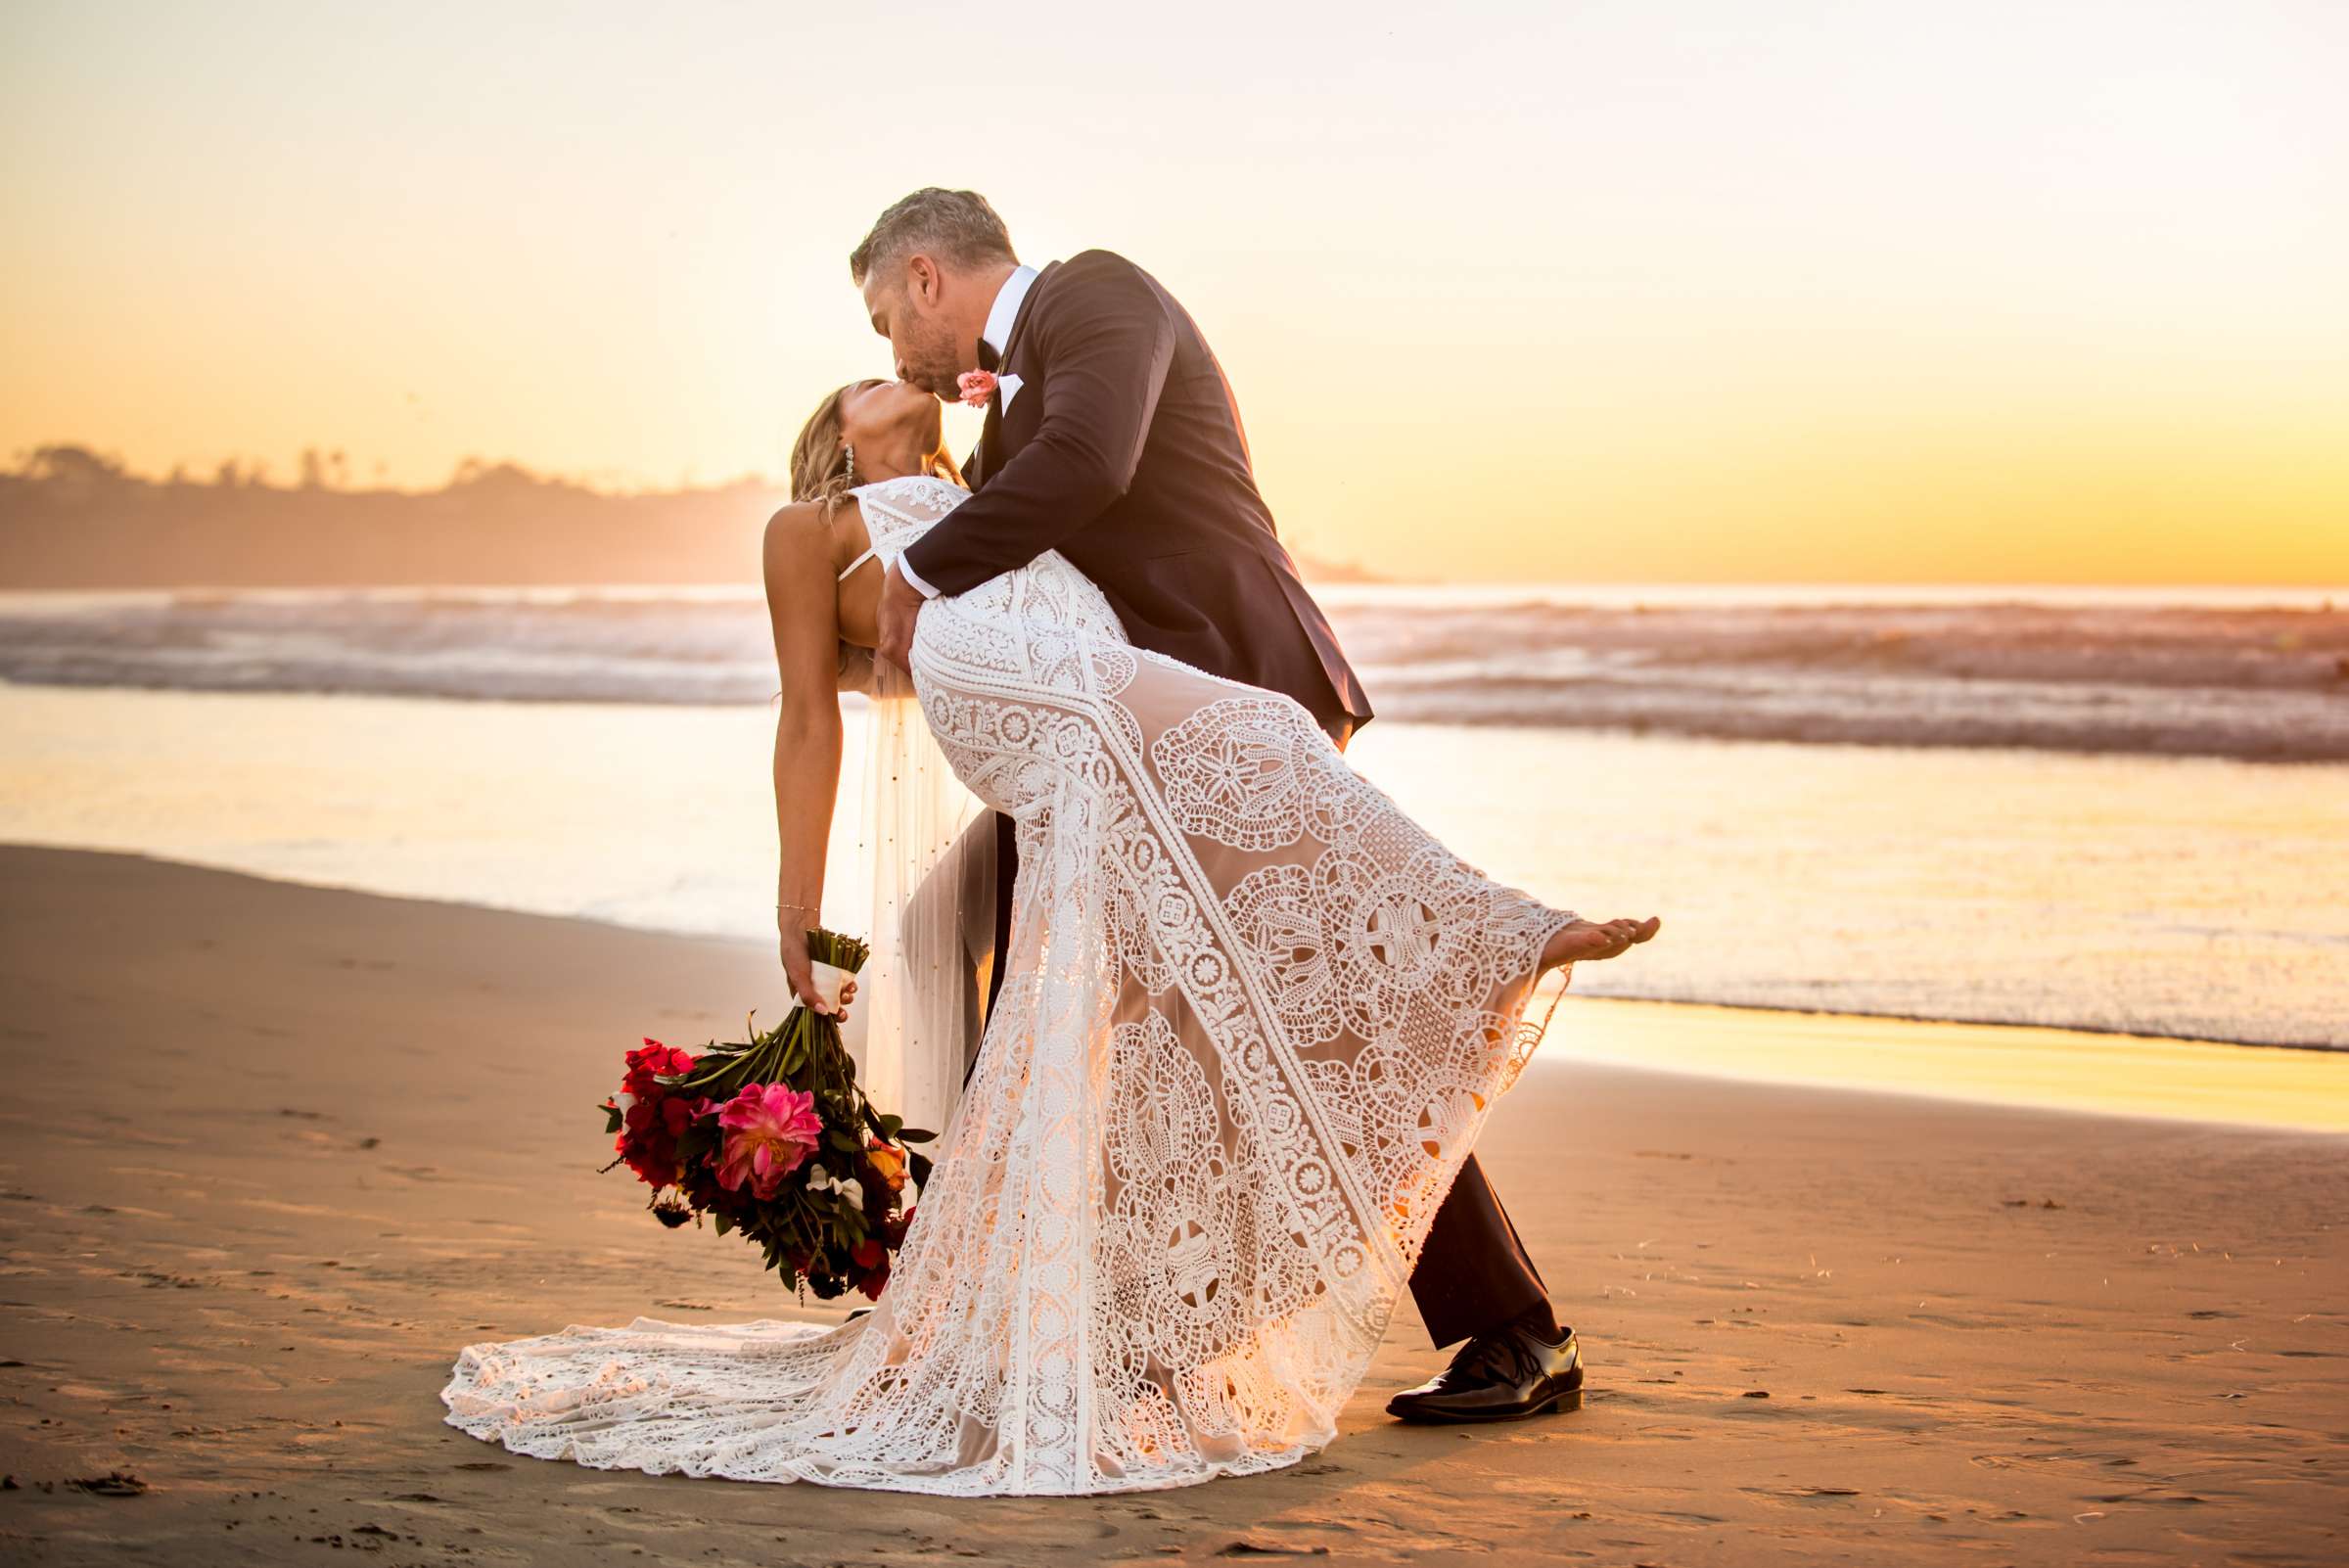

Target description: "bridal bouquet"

left=594, top=927, right=936, bottom=1302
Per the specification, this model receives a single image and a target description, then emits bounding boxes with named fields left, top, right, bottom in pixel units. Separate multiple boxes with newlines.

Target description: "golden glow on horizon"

left=2, top=1, right=2344, bottom=583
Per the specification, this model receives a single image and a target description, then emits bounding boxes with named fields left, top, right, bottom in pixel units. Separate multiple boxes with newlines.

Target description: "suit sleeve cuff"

left=897, top=554, right=944, bottom=599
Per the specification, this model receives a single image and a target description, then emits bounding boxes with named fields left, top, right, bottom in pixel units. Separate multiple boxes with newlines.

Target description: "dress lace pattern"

left=439, top=475, right=1580, bottom=1495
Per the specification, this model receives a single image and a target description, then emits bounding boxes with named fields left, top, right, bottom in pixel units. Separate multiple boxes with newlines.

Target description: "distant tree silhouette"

left=12, top=445, right=133, bottom=508
left=24, top=444, right=128, bottom=482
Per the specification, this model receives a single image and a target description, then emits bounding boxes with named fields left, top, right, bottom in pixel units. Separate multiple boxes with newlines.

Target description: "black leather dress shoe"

left=1385, top=1323, right=1585, bottom=1423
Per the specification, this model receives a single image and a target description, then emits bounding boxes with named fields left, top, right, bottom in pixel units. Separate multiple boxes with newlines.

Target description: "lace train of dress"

left=438, top=476, right=1581, bottom=1494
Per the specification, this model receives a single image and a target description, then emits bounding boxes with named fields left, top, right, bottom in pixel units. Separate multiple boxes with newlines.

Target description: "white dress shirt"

left=983, top=262, right=1037, bottom=409
left=898, top=262, right=1041, bottom=600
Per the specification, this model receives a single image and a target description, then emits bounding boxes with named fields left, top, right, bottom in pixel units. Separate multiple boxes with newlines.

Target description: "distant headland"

left=0, top=444, right=1384, bottom=589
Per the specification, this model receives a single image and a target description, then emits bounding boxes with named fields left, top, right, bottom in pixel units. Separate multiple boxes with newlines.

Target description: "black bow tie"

left=975, top=337, right=1001, bottom=374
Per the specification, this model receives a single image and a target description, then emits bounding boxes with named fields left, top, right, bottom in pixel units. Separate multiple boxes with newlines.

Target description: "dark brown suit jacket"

left=902, top=250, right=1372, bottom=735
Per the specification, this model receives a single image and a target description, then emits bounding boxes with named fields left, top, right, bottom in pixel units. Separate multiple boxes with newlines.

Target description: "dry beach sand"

left=2, top=844, right=2343, bottom=1566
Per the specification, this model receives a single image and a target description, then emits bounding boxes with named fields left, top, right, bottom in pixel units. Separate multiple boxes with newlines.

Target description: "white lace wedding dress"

left=440, top=474, right=1582, bottom=1495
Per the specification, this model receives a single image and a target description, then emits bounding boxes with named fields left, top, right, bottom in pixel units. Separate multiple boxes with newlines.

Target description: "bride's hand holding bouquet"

left=775, top=904, right=855, bottom=1020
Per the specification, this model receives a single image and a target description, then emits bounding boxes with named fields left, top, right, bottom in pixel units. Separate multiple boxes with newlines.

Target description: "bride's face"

left=839, top=378, right=941, bottom=471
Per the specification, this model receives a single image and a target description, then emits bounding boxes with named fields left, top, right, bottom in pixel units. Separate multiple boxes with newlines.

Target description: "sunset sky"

left=4, top=1, right=2344, bottom=583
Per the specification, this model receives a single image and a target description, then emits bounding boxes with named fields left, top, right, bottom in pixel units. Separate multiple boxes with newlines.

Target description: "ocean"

left=4, top=582, right=2346, bottom=760
left=1, top=584, right=2342, bottom=1050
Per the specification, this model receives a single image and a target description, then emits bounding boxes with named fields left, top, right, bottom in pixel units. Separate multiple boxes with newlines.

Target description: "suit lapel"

left=973, top=390, right=1005, bottom=490
left=999, top=259, right=1054, bottom=367
left=981, top=261, right=1056, bottom=483
left=970, top=261, right=1058, bottom=489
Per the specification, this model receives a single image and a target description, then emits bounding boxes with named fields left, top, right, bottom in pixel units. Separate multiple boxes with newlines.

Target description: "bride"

left=438, top=377, right=1660, bottom=1496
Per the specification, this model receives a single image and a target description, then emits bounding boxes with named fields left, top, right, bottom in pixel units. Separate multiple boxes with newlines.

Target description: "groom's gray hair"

left=850, top=188, right=1018, bottom=285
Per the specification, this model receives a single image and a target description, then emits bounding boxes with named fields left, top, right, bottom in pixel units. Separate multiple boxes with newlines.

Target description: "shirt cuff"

left=897, top=554, right=944, bottom=599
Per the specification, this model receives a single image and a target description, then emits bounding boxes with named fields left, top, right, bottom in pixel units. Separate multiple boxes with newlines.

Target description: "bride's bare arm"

left=762, top=502, right=847, bottom=1017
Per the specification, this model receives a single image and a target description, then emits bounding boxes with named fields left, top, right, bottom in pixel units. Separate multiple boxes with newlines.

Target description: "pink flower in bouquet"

left=956, top=368, right=997, bottom=409
left=714, top=1083, right=825, bottom=1200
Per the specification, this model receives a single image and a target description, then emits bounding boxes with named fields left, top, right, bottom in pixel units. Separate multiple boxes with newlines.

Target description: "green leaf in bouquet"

left=713, top=1212, right=734, bottom=1236
left=897, top=1127, right=937, bottom=1144
left=600, top=1100, right=623, bottom=1135
left=667, top=1049, right=747, bottom=1100
left=674, top=1119, right=719, bottom=1169
left=661, top=1011, right=805, bottom=1102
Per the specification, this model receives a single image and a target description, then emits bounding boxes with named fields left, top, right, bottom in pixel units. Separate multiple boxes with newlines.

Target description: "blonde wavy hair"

left=788, top=379, right=874, bottom=519
left=789, top=380, right=962, bottom=518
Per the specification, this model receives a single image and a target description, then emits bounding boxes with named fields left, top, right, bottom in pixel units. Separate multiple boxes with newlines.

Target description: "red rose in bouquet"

left=610, top=1039, right=708, bottom=1191
left=594, top=928, right=936, bottom=1301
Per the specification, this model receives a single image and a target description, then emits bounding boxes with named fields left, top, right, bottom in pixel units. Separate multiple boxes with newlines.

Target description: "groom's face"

left=860, top=256, right=968, bottom=403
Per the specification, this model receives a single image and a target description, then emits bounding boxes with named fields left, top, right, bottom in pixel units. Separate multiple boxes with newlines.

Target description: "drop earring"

left=843, top=443, right=856, bottom=485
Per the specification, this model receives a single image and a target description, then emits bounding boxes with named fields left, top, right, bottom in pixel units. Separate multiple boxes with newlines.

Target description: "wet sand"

left=2, top=844, right=2342, bottom=1566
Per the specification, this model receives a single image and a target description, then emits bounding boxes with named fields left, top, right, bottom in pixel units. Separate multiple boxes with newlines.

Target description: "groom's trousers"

left=964, top=717, right=1552, bottom=1352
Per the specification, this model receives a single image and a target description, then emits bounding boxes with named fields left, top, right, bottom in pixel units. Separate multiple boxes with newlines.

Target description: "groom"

left=852, top=188, right=1583, bottom=1424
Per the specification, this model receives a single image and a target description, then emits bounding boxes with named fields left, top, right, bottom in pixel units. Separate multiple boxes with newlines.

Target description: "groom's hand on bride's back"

left=876, top=559, right=925, bottom=670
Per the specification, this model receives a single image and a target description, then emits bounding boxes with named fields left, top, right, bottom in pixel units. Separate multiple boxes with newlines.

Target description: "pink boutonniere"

left=956, top=369, right=998, bottom=410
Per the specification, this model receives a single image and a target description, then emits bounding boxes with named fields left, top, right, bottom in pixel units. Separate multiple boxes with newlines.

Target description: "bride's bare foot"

left=1541, top=915, right=1660, bottom=971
